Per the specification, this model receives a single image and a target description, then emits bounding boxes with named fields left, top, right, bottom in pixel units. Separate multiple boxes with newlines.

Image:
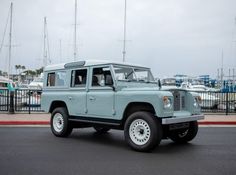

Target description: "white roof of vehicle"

left=44, top=60, right=149, bottom=71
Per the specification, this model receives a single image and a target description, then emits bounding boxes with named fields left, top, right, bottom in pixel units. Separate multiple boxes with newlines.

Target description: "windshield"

left=113, top=65, right=154, bottom=82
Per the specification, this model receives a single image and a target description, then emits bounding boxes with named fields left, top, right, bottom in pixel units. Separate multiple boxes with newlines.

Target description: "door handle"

left=89, top=96, right=96, bottom=101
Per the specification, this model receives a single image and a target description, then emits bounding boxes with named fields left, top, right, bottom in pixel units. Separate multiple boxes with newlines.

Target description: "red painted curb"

left=0, top=121, right=50, bottom=125
left=199, top=121, right=236, bottom=125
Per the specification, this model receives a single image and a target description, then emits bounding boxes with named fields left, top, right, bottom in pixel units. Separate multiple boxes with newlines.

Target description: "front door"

left=87, top=66, right=115, bottom=119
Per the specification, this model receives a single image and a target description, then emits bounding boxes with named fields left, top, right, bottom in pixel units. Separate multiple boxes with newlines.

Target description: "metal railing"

left=15, top=89, right=42, bottom=113
left=192, top=91, right=236, bottom=114
left=0, top=88, right=43, bottom=114
left=0, top=88, right=236, bottom=114
left=0, top=89, right=9, bottom=111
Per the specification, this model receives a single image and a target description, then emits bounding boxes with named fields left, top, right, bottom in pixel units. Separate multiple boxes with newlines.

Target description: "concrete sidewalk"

left=0, top=113, right=236, bottom=126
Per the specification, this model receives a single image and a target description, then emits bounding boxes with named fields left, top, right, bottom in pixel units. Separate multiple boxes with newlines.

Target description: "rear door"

left=68, top=68, right=88, bottom=116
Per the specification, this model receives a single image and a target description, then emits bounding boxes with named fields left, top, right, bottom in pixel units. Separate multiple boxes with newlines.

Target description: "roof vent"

left=64, top=61, right=86, bottom=68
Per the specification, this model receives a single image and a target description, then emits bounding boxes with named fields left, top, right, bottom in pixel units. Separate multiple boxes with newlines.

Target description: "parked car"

left=41, top=60, right=204, bottom=152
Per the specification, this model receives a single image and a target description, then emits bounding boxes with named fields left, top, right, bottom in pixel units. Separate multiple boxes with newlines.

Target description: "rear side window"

left=71, top=69, right=87, bottom=87
left=47, top=71, right=66, bottom=87
left=47, top=73, right=55, bottom=86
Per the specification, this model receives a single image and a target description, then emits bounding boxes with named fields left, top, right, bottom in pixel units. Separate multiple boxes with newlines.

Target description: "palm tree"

left=21, top=66, right=26, bottom=71
left=35, top=67, right=43, bottom=76
left=14, top=65, right=26, bottom=82
left=15, top=65, right=21, bottom=74
left=15, top=65, right=21, bottom=82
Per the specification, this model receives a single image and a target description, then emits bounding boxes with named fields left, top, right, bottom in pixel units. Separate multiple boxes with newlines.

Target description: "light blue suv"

left=41, top=60, right=204, bottom=152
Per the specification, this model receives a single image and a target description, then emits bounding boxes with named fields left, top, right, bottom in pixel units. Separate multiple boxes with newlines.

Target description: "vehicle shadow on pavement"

left=67, top=128, right=199, bottom=153
left=154, top=141, right=198, bottom=154
left=69, top=129, right=128, bottom=149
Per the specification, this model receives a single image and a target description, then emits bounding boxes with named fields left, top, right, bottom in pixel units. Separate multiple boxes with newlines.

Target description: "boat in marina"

left=28, top=77, right=43, bottom=90
left=180, top=82, right=220, bottom=109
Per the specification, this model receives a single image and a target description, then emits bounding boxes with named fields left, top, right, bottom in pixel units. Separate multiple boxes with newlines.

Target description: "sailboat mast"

left=59, top=39, right=62, bottom=63
left=220, top=50, right=224, bottom=87
left=122, top=0, right=127, bottom=62
left=234, top=17, right=236, bottom=87
left=8, top=2, right=13, bottom=79
left=74, top=0, right=77, bottom=61
left=43, top=17, right=47, bottom=67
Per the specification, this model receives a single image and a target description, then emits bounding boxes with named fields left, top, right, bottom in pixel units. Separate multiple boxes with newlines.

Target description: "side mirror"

left=111, top=85, right=116, bottom=91
left=158, top=79, right=162, bottom=89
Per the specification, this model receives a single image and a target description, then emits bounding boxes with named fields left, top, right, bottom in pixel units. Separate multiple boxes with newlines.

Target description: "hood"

left=161, top=85, right=188, bottom=92
left=117, top=83, right=187, bottom=92
left=116, top=81, right=159, bottom=90
left=122, top=87, right=161, bottom=91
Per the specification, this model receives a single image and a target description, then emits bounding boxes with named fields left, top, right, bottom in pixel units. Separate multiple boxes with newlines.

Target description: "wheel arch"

left=122, top=102, right=156, bottom=127
left=49, top=101, right=68, bottom=113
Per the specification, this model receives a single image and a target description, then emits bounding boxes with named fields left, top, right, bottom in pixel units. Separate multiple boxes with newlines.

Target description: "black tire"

left=93, top=126, right=111, bottom=133
left=169, top=121, right=198, bottom=143
left=124, top=111, right=163, bottom=152
left=51, top=107, right=73, bottom=137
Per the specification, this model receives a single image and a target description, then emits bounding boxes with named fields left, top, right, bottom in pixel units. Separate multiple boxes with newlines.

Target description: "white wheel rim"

left=178, top=129, right=188, bottom=138
left=53, top=113, right=64, bottom=133
left=129, top=119, right=151, bottom=146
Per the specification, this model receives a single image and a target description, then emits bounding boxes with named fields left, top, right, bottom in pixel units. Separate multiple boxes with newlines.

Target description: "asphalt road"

left=0, top=127, right=236, bottom=175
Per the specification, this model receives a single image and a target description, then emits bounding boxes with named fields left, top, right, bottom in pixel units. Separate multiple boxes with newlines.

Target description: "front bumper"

left=161, top=114, right=204, bottom=125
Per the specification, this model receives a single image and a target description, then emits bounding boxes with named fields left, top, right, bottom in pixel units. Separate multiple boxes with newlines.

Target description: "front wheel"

left=124, top=112, right=163, bottom=152
left=51, top=107, right=73, bottom=137
left=169, top=121, right=198, bottom=143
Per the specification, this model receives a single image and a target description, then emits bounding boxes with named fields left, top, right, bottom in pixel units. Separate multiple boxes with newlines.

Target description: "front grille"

left=172, top=90, right=185, bottom=111
left=173, top=91, right=180, bottom=111
left=181, top=96, right=185, bottom=109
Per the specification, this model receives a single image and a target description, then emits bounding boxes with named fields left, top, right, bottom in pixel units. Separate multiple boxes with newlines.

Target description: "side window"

left=71, top=69, right=87, bottom=87
left=47, top=72, right=66, bottom=87
left=47, top=72, right=55, bottom=86
left=55, top=71, right=66, bottom=86
left=92, top=67, right=113, bottom=87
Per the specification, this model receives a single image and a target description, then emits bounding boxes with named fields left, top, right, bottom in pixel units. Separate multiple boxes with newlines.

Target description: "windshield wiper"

left=125, top=70, right=135, bottom=79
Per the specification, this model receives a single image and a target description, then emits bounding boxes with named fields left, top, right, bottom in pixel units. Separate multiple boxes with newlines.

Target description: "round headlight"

left=163, top=96, right=172, bottom=109
left=194, top=96, right=201, bottom=108
left=197, top=96, right=202, bottom=104
left=193, top=98, right=198, bottom=107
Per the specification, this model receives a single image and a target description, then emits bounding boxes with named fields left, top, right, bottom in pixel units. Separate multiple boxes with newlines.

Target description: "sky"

left=0, top=0, right=236, bottom=78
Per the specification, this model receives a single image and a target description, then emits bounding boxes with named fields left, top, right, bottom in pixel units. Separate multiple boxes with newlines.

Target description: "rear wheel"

left=51, top=107, right=73, bottom=137
left=169, top=121, right=198, bottom=143
left=124, top=111, right=162, bottom=152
